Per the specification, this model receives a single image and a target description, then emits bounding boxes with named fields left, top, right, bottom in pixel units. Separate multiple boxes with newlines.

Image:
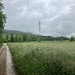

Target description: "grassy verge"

left=8, top=42, right=75, bottom=75
left=0, top=43, right=2, bottom=48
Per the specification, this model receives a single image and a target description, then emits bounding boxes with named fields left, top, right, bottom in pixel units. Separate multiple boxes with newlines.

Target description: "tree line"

left=3, top=33, right=37, bottom=42
left=3, top=33, right=75, bottom=42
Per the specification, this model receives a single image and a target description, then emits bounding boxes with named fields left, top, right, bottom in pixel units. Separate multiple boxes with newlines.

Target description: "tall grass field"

left=8, top=41, right=75, bottom=75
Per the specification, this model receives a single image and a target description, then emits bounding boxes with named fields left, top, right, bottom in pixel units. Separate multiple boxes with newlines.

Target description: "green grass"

left=0, top=43, right=2, bottom=48
left=8, top=41, right=75, bottom=75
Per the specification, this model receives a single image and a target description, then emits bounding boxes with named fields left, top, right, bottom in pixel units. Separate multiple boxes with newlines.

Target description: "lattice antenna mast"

left=38, top=21, right=41, bottom=36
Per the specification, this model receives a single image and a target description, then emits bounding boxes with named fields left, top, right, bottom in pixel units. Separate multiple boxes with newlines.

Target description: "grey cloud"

left=50, top=4, right=75, bottom=36
left=3, top=0, right=75, bottom=36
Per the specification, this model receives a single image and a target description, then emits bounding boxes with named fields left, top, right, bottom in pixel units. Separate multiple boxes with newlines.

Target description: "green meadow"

left=8, top=41, right=75, bottom=75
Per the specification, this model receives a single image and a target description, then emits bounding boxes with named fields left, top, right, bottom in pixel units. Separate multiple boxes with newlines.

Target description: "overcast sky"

left=3, top=0, right=75, bottom=36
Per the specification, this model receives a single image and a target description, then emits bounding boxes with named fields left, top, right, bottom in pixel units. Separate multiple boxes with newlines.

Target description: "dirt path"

left=0, top=44, right=17, bottom=75
left=0, top=44, right=7, bottom=75
left=5, top=44, right=17, bottom=75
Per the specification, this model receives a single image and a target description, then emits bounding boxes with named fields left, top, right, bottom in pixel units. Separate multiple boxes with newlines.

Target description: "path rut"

left=0, top=44, right=7, bottom=75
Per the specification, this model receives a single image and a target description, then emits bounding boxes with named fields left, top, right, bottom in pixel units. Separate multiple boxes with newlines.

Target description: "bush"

left=70, top=36, right=75, bottom=41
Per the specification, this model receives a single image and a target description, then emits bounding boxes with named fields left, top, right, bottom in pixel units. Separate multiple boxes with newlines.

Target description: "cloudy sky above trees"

left=3, top=0, right=75, bottom=36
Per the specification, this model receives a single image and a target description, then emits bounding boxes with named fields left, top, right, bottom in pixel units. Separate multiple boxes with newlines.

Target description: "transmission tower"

left=39, top=21, right=41, bottom=35
left=38, top=21, right=41, bottom=42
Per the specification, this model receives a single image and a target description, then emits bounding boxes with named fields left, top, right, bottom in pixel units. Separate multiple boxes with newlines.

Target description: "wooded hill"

left=4, top=30, right=34, bottom=35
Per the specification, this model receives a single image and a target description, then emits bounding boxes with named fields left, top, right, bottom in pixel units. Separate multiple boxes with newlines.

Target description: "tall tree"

left=10, top=34, right=15, bottom=42
left=0, top=0, right=6, bottom=43
left=22, top=33, right=27, bottom=42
